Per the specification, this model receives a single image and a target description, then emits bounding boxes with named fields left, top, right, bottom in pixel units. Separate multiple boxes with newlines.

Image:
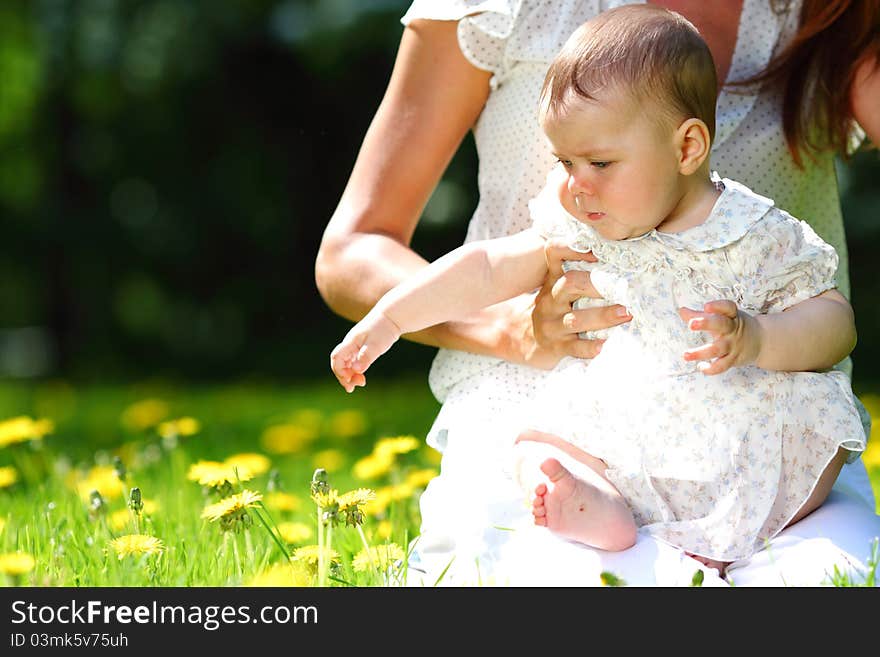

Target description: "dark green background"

left=1, top=1, right=877, bottom=389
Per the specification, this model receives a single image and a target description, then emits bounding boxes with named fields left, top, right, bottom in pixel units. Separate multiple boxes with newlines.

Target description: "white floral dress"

left=527, top=176, right=866, bottom=561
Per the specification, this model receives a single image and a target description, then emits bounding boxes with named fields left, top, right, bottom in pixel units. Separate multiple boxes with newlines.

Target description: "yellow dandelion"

left=326, top=409, right=367, bottom=439
left=121, top=399, right=169, bottom=431
left=247, top=560, right=312, bottom=587
left=863, top=435, right=880, bottom=470
left=352, top=543, right=406, bottom=572
left=422, top=445, right=442, bottom=465
left=292, top=544, right=339, bottom=566
left=352, top=452, right=394, bottom=480
left=263, top=491, right=302, bottom=512
left=373, top=435, right=420, bottom=458
left=158, top=416, right=200, bottom=439
left=290, top=408, right=323, bottom=431
left=861, top=393, right=880, bottom=420
left=0, top=466, right=18, bottom=489
left=0, top=551, right=35, bottom=576
left=201, top=490, right=262, bottom=522
left=310, top=488, right=339, bottom=508
left=108, top=534, right=165, bottom=559
left=338, top=488, right=375, bottom=510
left=224, top=453, right=271, bottom=477
left=277, top=522, right=313, bottom=544
left=405, top=468, right=438, bottom=489
left=260, top=423, right=316, bottom=455
left=75, top=465, right=124, bottom=501
left=0, top=416, right=53, bottom=448
left=186, top=460, right=253, bottom=487
left=108, top=500, right=159, bottom=531
left=389, top=482, right=415, bottom=501
left=374, top=519, right=392, bottom=540
left=364, top=487, right=394, bottom=516
left=311, top=448, right=345, bottom=473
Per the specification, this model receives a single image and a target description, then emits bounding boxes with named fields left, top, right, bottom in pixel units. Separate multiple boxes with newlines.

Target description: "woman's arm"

left=851, top=54, right=880, bottom=146
left=315, top=20, right=497, bottom=349
left=315, top=19, right=626, bottom=368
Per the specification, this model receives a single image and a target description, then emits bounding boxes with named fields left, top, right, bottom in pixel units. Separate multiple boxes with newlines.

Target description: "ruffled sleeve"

left=731, top=209, right=839, bottom=314
left=401, top=1, right=521, bottom=84
left=401, top=1, right=604, bottom=88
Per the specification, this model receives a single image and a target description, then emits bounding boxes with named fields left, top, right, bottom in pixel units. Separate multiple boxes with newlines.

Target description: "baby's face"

left=541, top=90, right=685, bottom=241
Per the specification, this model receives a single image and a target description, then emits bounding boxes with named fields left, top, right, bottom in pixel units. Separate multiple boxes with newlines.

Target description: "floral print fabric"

left=528, top=175, right=866, bottom=560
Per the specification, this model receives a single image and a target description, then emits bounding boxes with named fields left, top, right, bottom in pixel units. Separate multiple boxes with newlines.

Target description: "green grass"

left=0, top=378, right=878, bottom=586
left=0, top=377, right=441, bottom=586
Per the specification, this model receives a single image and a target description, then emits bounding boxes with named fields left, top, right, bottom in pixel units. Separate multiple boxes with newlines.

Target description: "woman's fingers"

left=565, top=305, right=631, bottom=333
left=544, top=240, right=597, bottom=280
left=565, top=335, right=606, bottom=360
left=551, top=269, right=599, bottom=304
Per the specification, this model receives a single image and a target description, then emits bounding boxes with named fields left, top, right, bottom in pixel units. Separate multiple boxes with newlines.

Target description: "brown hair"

left=731, top=0, right=880, bottom=166
left=539, top=5, right=717, bottom=140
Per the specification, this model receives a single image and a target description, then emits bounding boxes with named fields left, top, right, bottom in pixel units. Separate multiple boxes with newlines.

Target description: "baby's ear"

left=675, top=118, right=711, bottom=175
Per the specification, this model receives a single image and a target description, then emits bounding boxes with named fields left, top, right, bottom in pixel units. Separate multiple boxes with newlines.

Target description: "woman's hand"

left=679, top=300, right=762, bottom=375
left=527, top=240, right=632, bottom=367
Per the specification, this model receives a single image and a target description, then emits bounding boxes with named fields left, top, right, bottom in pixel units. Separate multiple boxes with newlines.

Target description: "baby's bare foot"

left=532, top=458, right=636, bottom=552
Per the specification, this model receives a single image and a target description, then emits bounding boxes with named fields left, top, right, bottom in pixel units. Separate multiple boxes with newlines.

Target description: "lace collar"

left=535, top=174, right=775, bottom=265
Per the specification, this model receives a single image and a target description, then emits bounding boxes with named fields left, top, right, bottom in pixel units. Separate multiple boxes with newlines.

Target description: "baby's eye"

left=555, top=158, right=573, bottom=169
left=591, top=161, right=611, bottom=169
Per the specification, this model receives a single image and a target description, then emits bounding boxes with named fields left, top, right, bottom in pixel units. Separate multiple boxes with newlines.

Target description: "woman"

left=315, top=0, right=880, bottom=585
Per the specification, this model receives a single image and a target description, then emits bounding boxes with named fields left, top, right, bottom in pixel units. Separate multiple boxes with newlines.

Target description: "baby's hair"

left=539, top=5, right=717, bottom=140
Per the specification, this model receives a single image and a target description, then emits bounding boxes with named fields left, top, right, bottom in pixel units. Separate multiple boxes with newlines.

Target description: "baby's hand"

left=678, top=300, right=761, bottom=375
left=329, top=310, right=402, bottom=393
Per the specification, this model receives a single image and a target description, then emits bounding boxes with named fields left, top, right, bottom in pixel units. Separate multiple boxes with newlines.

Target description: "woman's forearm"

left=754, top=291, right=856, bottom=371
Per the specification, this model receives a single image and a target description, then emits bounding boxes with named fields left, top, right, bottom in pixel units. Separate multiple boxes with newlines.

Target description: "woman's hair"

left=731, top=0, right=880, bottom=166
left=539, top=5, right=717, bottom=140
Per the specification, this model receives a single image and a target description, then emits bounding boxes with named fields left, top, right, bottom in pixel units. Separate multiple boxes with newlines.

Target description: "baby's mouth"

left=586, top=212, right=605, bottom=221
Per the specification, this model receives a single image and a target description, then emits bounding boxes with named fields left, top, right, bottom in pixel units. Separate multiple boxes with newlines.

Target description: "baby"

left=329, top=5, right=866, bottom=573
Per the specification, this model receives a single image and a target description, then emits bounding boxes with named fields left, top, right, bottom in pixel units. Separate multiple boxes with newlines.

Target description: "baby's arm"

left=330, top=229, right=548, bottom=391
left=678, top=290, right=855, bottom=375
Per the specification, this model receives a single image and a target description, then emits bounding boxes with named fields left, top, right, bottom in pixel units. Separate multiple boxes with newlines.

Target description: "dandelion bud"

left=310, top=468, right=329, bottom=496
left=129, top=487, right=144, bottom=514
left=88, top=490, right=106, bottom=520
left=267, top=469, right=281, bottom=492
left=112, top=456, right=127, bottom=481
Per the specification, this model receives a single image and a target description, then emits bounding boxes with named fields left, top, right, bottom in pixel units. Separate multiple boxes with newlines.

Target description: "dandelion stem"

left=324, top=524, right=333, bottom=588
left=316, top=505, right=325, bottom=586
left=356, top=525, right=377, bottom=580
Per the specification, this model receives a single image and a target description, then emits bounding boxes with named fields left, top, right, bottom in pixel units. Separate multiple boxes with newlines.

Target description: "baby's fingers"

left=697, top=353, right=735, bottom=376
left=686, top=313, right=734, bottom=336
left=702, top=299, right=738, bottom=319
left=683, top=338, right=729, bottom=363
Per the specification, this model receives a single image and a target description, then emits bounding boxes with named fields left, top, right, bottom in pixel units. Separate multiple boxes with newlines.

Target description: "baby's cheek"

left=557, top=188, right=579, bottom=219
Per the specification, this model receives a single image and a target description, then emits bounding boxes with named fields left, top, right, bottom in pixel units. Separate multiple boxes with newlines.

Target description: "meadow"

left=0, top=377, right=878, bottom=587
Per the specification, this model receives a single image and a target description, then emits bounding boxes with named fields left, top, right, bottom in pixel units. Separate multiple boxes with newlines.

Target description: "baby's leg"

left=515, top=430, right=637, bottom=552
left=688, top=447, right=849, bottom=576
left=787, top=446, right=848, bottom=527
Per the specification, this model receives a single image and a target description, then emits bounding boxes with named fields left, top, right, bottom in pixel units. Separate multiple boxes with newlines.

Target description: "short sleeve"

left=732, top=209, right=839, bottom=314
left=400, top=0, right=520, bottom=82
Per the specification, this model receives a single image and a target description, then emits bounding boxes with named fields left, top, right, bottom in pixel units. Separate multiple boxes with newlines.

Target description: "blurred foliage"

left=0, top=0, right=876, bottom=388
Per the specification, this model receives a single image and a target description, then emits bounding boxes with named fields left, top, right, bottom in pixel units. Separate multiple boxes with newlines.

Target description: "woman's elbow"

left=314, top=233, right=347, bottom=310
